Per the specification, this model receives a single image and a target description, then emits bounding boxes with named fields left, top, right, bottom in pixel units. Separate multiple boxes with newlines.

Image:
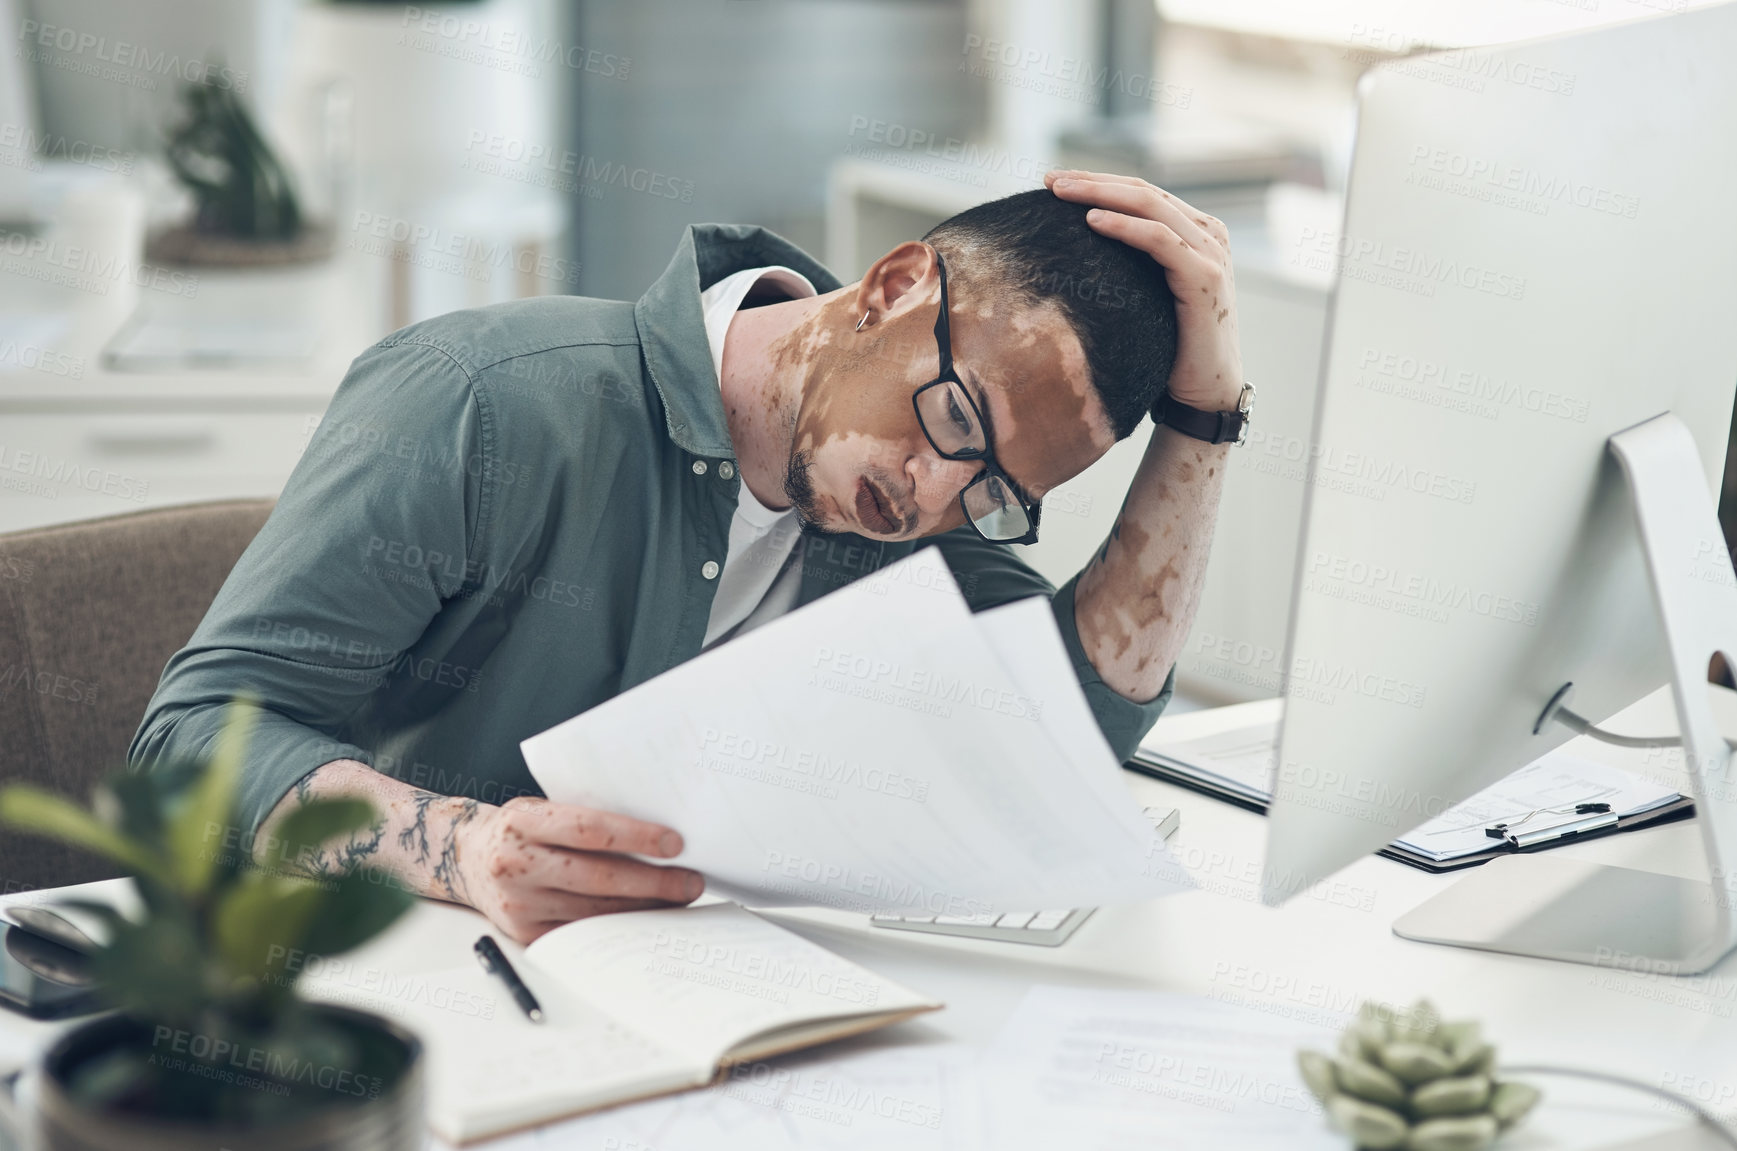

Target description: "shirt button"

left=719, top=461, right=736, bottom=480
left=701, top=560, right=720, bottom=580
left=692, top=460, right=708, bottom=475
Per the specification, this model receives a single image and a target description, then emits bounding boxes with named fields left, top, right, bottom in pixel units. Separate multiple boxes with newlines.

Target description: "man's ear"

left=853, top=241, right=937, bottom=328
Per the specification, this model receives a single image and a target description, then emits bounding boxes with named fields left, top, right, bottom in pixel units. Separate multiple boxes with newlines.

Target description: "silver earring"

left=855, top=311, right=869, bottom=332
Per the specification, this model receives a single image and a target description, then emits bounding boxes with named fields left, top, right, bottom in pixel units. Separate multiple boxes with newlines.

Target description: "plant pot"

left=35, top=1005, right=423, bottom=1151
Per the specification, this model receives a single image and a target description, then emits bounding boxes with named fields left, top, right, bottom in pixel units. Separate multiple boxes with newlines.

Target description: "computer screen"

left=1262, top=1, right=1737, bottom=939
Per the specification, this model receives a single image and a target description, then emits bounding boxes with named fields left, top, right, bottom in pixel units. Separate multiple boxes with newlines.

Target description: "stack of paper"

left=522, top=548, right=1191, bottom=916
left=1390, top=754, right=1680, bottom=863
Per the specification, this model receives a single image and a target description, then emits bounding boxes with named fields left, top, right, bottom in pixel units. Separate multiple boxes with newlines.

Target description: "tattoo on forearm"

left=431, top=800, right=479, bottom=902
left=399, top=793, right=437, bottom=862
left=265, top=763, right=485, bottom=906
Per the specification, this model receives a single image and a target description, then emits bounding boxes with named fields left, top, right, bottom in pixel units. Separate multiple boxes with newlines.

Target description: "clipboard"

left=1124, top=752, right=1696, bottom=874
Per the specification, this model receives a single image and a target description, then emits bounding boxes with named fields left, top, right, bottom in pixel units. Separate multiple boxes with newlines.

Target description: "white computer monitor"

left=1260, top=1, right=1737, bottom=972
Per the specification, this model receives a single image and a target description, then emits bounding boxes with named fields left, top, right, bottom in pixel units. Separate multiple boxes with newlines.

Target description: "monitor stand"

left=1392, top=412, right=1737, bottom=974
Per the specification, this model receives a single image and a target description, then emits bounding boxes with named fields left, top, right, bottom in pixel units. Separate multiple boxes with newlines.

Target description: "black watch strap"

left=1152, top=386, right=1253, bottom=446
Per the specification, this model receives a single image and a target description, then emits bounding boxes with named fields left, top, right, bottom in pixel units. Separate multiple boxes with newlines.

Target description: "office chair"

left=0, top=500, right=273, bottom=891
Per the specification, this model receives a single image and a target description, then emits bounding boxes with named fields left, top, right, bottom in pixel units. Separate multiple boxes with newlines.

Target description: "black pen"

left=475, top=934, right=544, bottom=1023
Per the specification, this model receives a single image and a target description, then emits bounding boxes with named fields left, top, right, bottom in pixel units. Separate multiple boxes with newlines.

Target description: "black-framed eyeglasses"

left=910, top=253, right=1042, bottom=545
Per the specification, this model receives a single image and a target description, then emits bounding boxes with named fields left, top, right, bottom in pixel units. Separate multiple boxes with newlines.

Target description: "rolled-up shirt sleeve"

left=129, top=338, right=485, bottom=836
left=929, top=529, right=1174, bottom=763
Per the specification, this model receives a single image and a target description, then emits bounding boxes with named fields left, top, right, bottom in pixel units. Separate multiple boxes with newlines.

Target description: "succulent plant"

left=1298, top=999, right=1541, bottom=1151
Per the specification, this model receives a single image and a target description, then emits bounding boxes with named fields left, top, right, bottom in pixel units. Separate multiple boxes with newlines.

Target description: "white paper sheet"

left=430, top=1042, right=981, bottom=1151
left=521, top=548, right=1188, bottom=916
left=976, top=986, right=1343, bottom=1151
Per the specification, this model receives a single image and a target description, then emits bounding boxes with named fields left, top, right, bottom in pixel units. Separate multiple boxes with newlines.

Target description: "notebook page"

left=524, top=902, right=941, bottom=1071
left=300, top=962, right=698, bottom=1143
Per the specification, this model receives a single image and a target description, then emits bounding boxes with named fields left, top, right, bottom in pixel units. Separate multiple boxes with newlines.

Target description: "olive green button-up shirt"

left=130, top=224, right=1174, bottom=835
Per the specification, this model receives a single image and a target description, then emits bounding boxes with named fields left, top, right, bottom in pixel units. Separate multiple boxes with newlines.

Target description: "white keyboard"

left=868, top=805, right=1180, bottom=947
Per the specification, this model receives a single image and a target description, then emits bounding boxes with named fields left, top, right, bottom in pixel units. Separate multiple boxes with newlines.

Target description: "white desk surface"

left=4, top=690, right=1733, bottom=1150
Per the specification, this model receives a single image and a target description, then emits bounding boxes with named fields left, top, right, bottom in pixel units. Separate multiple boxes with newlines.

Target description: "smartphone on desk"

left=0, top=926, right=103, bottom=1020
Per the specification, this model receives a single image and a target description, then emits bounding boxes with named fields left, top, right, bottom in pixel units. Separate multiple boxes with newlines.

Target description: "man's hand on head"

left=456, top=797, right=705, bottom=944
left=1044, top=170, right=1244, bottom=413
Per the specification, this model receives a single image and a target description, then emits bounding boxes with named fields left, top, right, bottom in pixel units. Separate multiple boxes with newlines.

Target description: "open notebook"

left=301, top=903, right=940, bottom=1144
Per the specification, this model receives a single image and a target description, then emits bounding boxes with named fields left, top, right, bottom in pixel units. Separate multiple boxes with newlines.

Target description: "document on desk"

left=977, top=986, right=1342, bottom=1151
left=1137, top=718, right=1685, bottom=864
left=301, top=902, right=942, bottom=1144
left=431, top=1042, right=982, bottom=1151
left=522, top=547, right=1189, bottom=916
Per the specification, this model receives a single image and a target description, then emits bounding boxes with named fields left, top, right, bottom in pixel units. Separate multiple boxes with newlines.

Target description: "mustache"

left=783, top=448, right=838, bottom=535
left=862, top=470, right=916, bottom=536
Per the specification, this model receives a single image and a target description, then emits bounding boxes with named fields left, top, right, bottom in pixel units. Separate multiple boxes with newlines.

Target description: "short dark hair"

left=923, top=189, right=1179, bottom=441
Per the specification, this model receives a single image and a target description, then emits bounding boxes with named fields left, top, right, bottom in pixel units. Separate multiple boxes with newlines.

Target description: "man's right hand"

left=258, top=761, right=705, bottom=946
left=455, top=796, right=705, bottom=943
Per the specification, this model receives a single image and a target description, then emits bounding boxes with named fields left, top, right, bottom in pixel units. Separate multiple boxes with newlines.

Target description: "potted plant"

left=0, top=704, right=423, bottom=1151
left=149, top=76, right=334, bottom=267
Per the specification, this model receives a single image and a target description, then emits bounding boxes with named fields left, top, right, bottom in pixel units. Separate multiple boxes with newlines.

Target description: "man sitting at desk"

left=131, top=170, right=1248, bottom=943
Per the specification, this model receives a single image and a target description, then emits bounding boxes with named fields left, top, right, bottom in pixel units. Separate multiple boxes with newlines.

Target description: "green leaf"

left=214, top=872, right=325, bottom=984
left=267, top=798, right=377, bottom=873
left=293, top=868, right=414, bottom=966
left=166, top=700, right=255, bottom=896
left=0, top=786, right=169, bottom=884
left=88, top=914, right=211, bottom=1022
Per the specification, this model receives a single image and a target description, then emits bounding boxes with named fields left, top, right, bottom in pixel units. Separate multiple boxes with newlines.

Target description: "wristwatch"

left=1152, top=381, right=1256, bottom=446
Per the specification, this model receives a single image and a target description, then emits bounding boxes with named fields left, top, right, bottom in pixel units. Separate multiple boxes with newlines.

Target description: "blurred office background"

left=1, top=0, right=1730, bottom=707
